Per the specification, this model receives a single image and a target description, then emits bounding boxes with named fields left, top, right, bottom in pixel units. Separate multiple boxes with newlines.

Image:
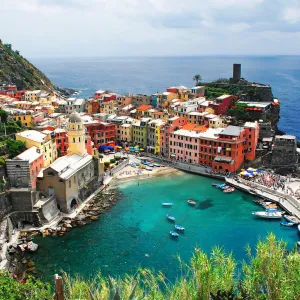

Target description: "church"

left=37, top=112, right=101, bottom=213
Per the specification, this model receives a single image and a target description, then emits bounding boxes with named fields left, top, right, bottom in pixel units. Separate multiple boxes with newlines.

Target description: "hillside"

left=0, top=39, right=54, bottom=91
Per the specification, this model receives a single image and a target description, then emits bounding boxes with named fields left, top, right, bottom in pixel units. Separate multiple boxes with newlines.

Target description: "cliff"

left=0, top=40, right=54, bottom=91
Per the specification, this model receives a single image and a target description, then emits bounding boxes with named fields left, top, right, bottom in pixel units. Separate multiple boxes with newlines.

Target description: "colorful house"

left=147, top=119, right=165, bottom=154
left=136, top=104, right=152, bottom=119
left=16, top=130, right=57, bottom=167
left=132, top=118, right=151, bottom=148
left=6, top=146, right=44, bottom=189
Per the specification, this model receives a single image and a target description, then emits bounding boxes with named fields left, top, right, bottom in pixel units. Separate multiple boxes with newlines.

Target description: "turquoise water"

left=29, top=173, right=298, bottom=282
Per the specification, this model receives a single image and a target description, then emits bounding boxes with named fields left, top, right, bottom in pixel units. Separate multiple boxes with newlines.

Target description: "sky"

left=1, top=0, right=300, bottom=57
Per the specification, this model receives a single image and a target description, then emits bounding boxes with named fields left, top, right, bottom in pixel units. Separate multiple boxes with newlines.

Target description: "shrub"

left=110, top=159, right=116, bottom=164
left=104, top=162, right=110, bottom=168
left=115, top=156, right=121, bottom=161
left=98, top=154, right=103, bottom=159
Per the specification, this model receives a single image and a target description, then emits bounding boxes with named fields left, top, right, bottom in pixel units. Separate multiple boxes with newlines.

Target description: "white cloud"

left=0, top=0, right=300, bottom=57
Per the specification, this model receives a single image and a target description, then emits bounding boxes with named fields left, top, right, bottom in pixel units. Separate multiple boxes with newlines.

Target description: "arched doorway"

left=70, top=198, right=78, bottom=209
left=48, top=186, right=55, bottom=197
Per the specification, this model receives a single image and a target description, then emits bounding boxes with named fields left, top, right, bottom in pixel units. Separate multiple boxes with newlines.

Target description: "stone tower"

left=67, top=111, right=87, bottom=156
left=230, top=63, right=241, bottom=83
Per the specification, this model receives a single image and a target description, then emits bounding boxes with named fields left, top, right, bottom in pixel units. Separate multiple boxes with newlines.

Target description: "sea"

left=28, top=174, right=298, bottom=283
left=32, top=55, right=300, bottom=139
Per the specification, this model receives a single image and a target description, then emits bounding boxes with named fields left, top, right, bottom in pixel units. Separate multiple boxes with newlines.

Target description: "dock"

left=226, top=177, right=300, bottom=221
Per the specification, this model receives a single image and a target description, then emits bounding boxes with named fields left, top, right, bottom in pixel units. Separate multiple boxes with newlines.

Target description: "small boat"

left=187, top=199, right=196, bottom=205
left=252, top=211, right=284, bottom=219
left=169, top=231, right=179, bottom=237
left=146, top=166, right=153, bottom=171
left=154, top=163, right=160, bottom=167
left=284, top=215, right=300, bottom=224
left=260, top=201, right=272, bottom=207
left=223, top=187, right=235, bottom=193
left=220, top=185, right=230, bottom=190
left=298, top=224, right=300, bottom=232
left=280, top=221, right=295, bottom=227
left=297, top=241, right=300, bottom=247
left=216, top=184, right=226, bottom=189
left=253, top=199, right=265, bottom=204
left=167, top=214, right=175, bottom=221
left=160, top=164, right=166, bottom=167
left=175, top=224, right=185, bottom=231
left=212, top=183, right=219, bottom=187
left=162, top=202, right=173, bottom=207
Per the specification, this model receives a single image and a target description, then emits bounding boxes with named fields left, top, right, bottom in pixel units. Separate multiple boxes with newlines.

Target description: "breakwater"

left=226, top=177, right=300, bottom=219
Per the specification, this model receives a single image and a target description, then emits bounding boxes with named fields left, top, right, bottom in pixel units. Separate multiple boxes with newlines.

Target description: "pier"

left=226, top=177, right=300, bottom=220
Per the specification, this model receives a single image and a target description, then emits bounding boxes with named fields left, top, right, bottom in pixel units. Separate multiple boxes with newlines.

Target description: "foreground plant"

left=1, top=233, right=300, bottom=299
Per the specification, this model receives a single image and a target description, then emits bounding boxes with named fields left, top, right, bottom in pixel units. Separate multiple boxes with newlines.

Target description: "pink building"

left=160, top=116, right=187, bottom=156
left=15, top=146, right=44, bottom=189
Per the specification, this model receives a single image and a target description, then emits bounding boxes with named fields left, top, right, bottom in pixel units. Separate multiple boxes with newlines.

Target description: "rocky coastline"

left=4, top=186, right=122, bottom=281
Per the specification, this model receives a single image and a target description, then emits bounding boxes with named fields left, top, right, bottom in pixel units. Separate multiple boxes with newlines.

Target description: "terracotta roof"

left=137, top=104, right=151, bottom=111
left=182, top=123, right=208, bottom=132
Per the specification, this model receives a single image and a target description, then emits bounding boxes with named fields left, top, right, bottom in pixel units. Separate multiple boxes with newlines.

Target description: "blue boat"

left=162, top=202, right=173, bottom=207
left=169, top=231, right=179, bottom=237
left=220, top=185, right=230, bottom=190
left=167, top=214, right=175, bottom=222
left=216, top=184, right=226, bottom=189
left=280, top=221, right=295, bottom=227
left=175, top=224, right=185, bottom=231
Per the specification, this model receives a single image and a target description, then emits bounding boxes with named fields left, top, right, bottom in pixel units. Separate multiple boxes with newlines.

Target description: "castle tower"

left=67, top=112, right=87, bottom=156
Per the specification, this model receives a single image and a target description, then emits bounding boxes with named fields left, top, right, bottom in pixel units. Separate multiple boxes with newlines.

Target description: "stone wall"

left=10, top=189, right=37, bottom=211
left=6, top=159, right=31, bottom=188
left=9, top=211, right=40, bottom=228
left=37, top=195, right=60, bottom=224
left=0, top=192, right=12, bottom=222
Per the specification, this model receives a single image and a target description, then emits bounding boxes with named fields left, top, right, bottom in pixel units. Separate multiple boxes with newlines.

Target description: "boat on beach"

left=280, top=221, right=295, bottom=227
left=162, top=202, right=173, bottom=207
left=175, top=224, right=185, bottom=231
left=223, top=187, right=235, bottom=193
left=187, top=199, right=196, bottom=205
left=169, top=231, right=179, bottom=237
left=252, top=211, right=284, bottom=219
left=167, top=214, right=175, bottom=221
left=154, top=163, right=160, bottom=167
left=298, top=224, right=300, bottom=233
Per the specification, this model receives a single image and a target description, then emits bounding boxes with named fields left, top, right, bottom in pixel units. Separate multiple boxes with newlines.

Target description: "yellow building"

left=24, top=90, right=41, bottom=102
left=14, top=101, right=32, bottom=110
left=209, top=116, right=224, bottom=129
left=12, top=112, right=32, bottom=127
left=100, top=100, right=117, bottom=114
left=67, top=112, right=87, bottom=156
left=16, top=130, right=57, bottom=167
left=118, top=123, right=132, bottom=144
left=148, top=119, right=165, bottom=154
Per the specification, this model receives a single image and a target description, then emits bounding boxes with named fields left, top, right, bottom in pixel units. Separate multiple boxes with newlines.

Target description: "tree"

left=0, top=110, right=8, bottom=124
left=193, top=74, right=202, bottom=85
left=6, top=138, right=26, bottom=158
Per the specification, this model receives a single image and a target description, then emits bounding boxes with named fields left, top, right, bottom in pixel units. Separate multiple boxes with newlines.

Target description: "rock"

left=90, top=216, right=99, bottom=221
left=27, top=267, right=35, bottom=272
left=27, top=261, right=35, bottom=267
left=22, top=259, right=28, bottom=264
left=27, top=242, right=38, bottom=252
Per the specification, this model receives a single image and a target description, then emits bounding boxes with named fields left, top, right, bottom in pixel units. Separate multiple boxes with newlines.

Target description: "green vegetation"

left=110, top=159, right=116, bottom=164
left=0, top=109, right=8, bottom=123
left=0, top=271, right=51, bottom=300
left=115, top=156, right=121, bottom=161
left=6, top=138, right=26, bottom=158
left=1, top=234, right=299, bottom=299
left=104, top=162, right=110, bottom=168
left=0, top=40, right=54, bottom=90
left=205, top=86, right=229, bottom=99
left=193, top=74, right=202, bottom=85
left=98, top=154, right=103, bottom=159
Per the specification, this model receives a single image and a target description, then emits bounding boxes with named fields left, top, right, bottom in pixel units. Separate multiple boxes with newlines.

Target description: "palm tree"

left=193, top=74, right=202, bottom=85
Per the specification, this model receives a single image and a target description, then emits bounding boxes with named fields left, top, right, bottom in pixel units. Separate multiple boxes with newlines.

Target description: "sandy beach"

left=112, top=156, right=183, bottom=183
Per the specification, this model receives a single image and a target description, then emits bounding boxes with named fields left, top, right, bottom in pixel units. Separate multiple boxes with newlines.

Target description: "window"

left=48, top=171, right=54, bottom=176
left=69, top=181, right=71, bottom=188
left=73, top=138, right=75, bottom=143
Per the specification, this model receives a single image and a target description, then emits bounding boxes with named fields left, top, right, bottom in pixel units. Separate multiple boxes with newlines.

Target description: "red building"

left=15, top=90, right=26, bottom=100
left=208, top=95, right=237, bottom=115
left=84, top=121, right=116, bottom=149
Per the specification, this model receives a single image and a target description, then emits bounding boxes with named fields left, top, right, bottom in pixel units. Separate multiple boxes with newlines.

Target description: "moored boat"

left=154, top=163, right=160, bottom=167
left=167, top=214, right=175, bottom=221
left=162, top=202, right=173, bottom=207
left=187, top=199, right=196, bottom=205
left=215, top=184, right=226, bottom=189
left=169, top=231, right=179, bottom=237
left=220, top=185, right=230, bottom=190
left=252, top=211, right=284, bottom=219
left=223, top=187, right=235, bottom=193
left=284, top=215, right=300, bottom=224
left=280, top=221, right=295, bottom=227
left=175, top=224, right=185, bottom=231
left=298, top=224, right=300, bottom=232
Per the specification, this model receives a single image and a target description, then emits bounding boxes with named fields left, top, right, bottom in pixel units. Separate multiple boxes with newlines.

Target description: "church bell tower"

left=67, top=112, right=87, bottom=156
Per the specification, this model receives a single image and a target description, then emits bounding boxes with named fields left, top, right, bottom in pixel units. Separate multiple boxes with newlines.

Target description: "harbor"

left=23, top=172, right=299, bottom=282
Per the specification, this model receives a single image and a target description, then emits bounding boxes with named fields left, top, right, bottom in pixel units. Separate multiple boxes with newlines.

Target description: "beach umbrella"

left=140, top=148, right=145, bottom=151
left=253, top=172, right=258, bottom=175
left=256, top=169, right=262, bottom=173
left=244, top=174, right=250, bottom=177
left=125, top=147, right=129, bottom=151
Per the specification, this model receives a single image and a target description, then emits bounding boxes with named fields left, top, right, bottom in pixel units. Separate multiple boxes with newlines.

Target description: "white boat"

left=298, top=224, right=300, bottom=232
left=284, top=215, right=300, bottom=224
left=162, top=202, right=173, bottom=207
left=252, top=211, right=283, bottom=219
